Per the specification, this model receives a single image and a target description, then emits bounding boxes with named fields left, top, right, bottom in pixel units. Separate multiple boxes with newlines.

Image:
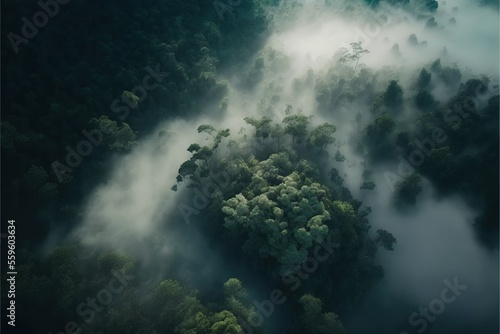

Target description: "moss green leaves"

left=222, top=152, right=332, bottom=275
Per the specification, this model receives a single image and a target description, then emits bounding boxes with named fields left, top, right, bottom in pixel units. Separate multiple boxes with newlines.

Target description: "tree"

left=394, top=173, right=422, bottom=205
left=271, top=123, right=286, bottom=151
left=360, top=181, right=376, bottom=190
left=329, top=168, right=345, bottom=186
left=384, top=80, right=404, bottom=110
left=174, top=124, right=230, bottom=186
left=298, top=294, right=347, bottom=334
left=335, top=151, right=346, bottom=162
left=198, top=124, right=230, bottom=149
left=154, top=279, right=202, bottom=330
left=339, top=42, right=370, bottom=73
left=121, top=91, right=141, bottom=109
left=90, top=116, right=137, bottom=151
left=417, top=68, right=432, bottom=90
left=364, top=113, right=397, bottom=160
left=308, top=123, right=337, bottom=149
left=223, top=278, right=253, bottom=322
left=98, top=252, right=136, bottom=273
left=222, top=153, right=331, bottom=275
left=283, top=113, right=312, bottom=145
left=431, top=58, right=442, bottom=72
left=415, top=90, right=438, bottom=110
left=423, top=147, right=453, bottom=180
left=366, top=114, right=396, bottom=139
left=425, top=17, right=438, bottom=29
left=299, top=294, right=322, bottom=327
left=244, top=116, right=273, bottom=139
left=210, top=311, right=242, bottom=334
left=223, top=278, right=248, bottom=301
left=375, top=229, right=397, bottom=250
left=408, top=34, right=419, bottom=46
left=178, top=159, right=198, bottom=181
left=438, top=66, right=462, bottom=87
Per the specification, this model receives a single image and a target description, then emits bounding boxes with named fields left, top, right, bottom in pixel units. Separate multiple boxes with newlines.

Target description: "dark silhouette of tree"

left=339, top=42, right=370, bottom=73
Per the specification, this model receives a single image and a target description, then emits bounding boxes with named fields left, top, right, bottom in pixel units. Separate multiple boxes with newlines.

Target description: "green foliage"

left=223, top=279, right=253, bottom=322
left=308, top=123, right=337, bottom=149
left=210, top=311, right=242, bottom=334
left=283, top=113, right=312, bottom=144
left=422, top=146, right=453, bottom=181
left=90, top=116, right=137, bottom=151
left=415, top=90, right=438, bottom=110
left=417, top=68, right=432, bottom=90
left=298, top=294, right=347, bottom=334
left=222, top=153, right=331, bottom=275
left=11, top=2, right=499, bottom=333
left=335, top=150, right=346, bottom=162
left=154, top=279, right=202, bottom=330
left=49, top=245, right=78, bottom=272
left=438, top=67, right=462, bottom=86
left=366, top=114, right=396, bottom=140
left=121, top=91, right=141, bottom=109
left=175, top=124, right=230, bottom=186
left=339, top=42, right=370, bottom=72
left=178, top=159, right=198, bottom=179
left=223, top=278, right=248, bottom=300
left=198, top=124, right=217, bottom=135
left=330, top=168, right=345, bottom=186
left=375, top=229, right=397, bottom=250
left=384, top=80, right=404, bottom=110
left=430, top=59, right=462, bottom=87
left=2, top=0, right=268, bottom=244
left=360, top=181, right=377, bottom=190
left=98, top=253, right=136, bottom=272
left=431, top=58, right=442, bottom=72
left=187, top=143, right=201, bottom=153
left=244, top=116, right=273, bottom=139
left=394, top=173, right=422, bottom=205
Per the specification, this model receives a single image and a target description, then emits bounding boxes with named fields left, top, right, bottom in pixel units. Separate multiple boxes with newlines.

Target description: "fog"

left=52, top=0, right=498, bottom=332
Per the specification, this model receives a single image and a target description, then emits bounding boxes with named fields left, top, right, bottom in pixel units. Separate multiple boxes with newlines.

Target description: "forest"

left=1, top=0, right=499, bottom=333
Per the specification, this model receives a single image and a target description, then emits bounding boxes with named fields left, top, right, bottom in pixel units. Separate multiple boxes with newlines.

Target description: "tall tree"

left=339, top=42, right=370, bottom=73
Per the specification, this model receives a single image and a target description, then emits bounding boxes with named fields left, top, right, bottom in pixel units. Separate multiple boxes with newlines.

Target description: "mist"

left=48, top=0, right=498, bottom=333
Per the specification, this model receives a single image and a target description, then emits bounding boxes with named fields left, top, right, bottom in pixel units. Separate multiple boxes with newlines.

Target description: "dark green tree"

left=308, top=123, right=337, bottom=149
left=375, top=229, right=397, bottom=250
left=384, top=80, right=404, bottom=110
left=283, top=113, right=312, bottom=145
left=394, top=173, right=422, bottom=205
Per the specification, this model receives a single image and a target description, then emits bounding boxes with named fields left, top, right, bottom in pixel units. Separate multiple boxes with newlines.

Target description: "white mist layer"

left=56, top=0, right=498, bottom=333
